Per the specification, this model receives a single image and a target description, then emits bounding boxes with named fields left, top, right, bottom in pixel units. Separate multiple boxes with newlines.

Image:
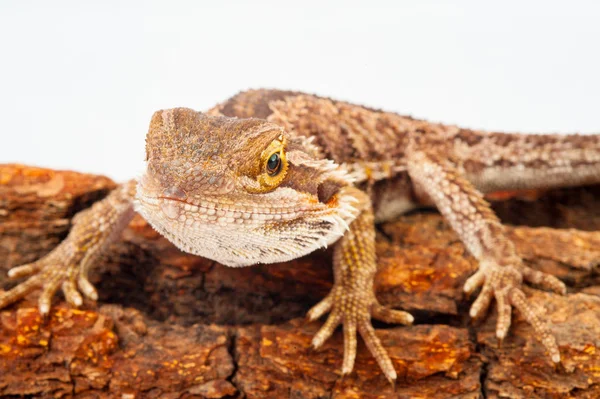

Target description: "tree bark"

left=1, top=164, right=599, bottom=398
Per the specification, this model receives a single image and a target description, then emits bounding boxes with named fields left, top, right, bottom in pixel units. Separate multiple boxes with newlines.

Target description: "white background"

left=1, top=1, right=598, bottom=181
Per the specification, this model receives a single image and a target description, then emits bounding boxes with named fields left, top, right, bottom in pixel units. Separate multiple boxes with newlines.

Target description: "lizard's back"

left=211, top=89, right=600, bottom=221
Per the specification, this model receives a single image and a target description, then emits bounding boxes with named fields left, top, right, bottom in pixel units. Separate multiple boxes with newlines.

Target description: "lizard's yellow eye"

left=266, top=152, right=282, bottom=176
left=254, top=137, right=288, bottom=191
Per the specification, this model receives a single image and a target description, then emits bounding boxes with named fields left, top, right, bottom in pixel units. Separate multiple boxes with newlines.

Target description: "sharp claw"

left=387, top=370, right=398, bottom=385
left=496, top=327, right=508, bottom=341
left=72, top=294, right=83, bottom=307
left=39, top=302, right=50, bottom=316
left=552, top=353, right=561, bottom=364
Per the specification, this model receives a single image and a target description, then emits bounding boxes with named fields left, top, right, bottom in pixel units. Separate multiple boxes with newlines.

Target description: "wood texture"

left=1, top=164, right=599, bottom=398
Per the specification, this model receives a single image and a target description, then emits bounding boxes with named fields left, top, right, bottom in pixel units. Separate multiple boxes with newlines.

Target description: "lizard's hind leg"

left=0, top=181, right=135, bottom=315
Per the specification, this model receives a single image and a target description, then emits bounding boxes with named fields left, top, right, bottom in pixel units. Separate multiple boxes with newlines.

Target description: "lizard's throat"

left=133, top=184, right=359, bottom=267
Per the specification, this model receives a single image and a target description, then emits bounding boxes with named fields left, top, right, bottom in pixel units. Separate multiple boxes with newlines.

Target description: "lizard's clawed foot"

left=1, top=240, right=97, bottom=315
left=1, top=181, right=134, bottom=316
left=464, top=263, right=565, bottom=363
left=307, top=286, right=413, bottom=383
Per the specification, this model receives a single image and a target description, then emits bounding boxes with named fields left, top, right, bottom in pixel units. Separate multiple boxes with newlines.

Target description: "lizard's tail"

left=453, top=130, right=600, bottom=193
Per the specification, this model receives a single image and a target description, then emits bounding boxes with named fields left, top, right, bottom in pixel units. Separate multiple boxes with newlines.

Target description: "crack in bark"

left=225, top=327, right=241, bottom=398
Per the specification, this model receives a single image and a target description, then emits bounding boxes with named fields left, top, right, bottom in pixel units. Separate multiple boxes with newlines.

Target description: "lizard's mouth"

left=134, top=182, right=355, bottom=267
left=136, top=170, right=329, bottom=224
left=138, top=192, right=311, bottom=225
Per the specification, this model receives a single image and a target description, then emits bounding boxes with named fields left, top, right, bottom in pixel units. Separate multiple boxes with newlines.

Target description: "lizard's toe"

left=469, top=281, right=493, bottom=319
left=520, top=266, right=567, bottom=295
left=7, top=262, right=41, bottom=279
left=509, top=288, right=561, bottom=363
left=311, top=311, right=341, bottom=349
left=494, top=288, right=512, bottom=341
left=77, top=274, right=99, bottom=301
left=358, top=320, right=397, bottom=384
left=342, top=319, right=357, bottom=375
left=62, top=279, right=83, bottom=307
left=463, top=269, right=485, bottom=295
left=38, top=271, right=65, bottom=315
left=0, top=274, right=43, bottom=309
left=371, top=302, right=413, bottom=325
left=306, top=293, right=333, bottom=322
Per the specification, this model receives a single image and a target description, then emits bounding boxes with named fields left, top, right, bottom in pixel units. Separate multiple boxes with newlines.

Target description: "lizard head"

left=135, top=108, right=358, bottom=267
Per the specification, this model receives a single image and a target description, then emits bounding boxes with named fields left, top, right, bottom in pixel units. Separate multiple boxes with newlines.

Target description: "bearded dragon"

left=2, top=89, right=599, bottom=383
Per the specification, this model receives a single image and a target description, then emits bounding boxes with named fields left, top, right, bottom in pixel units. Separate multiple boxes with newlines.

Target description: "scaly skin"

left=2, top=89, right=600, bottom=383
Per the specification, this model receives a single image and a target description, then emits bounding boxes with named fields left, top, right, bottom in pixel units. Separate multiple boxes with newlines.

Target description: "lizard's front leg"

left=307, top=187, right=413, bottom=383
left=406, top=148, right=567, bottom=363
left=0, top=180, right=136, bottom=314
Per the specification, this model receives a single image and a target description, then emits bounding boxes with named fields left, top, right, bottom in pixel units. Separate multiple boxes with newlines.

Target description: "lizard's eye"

left=266, top=152, right=282, bottom=176
left=251, top=137, right=288, bottom=192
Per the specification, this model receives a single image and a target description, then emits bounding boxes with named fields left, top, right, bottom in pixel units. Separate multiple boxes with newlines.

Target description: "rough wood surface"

left=1, top=164, right=599, bottom=398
